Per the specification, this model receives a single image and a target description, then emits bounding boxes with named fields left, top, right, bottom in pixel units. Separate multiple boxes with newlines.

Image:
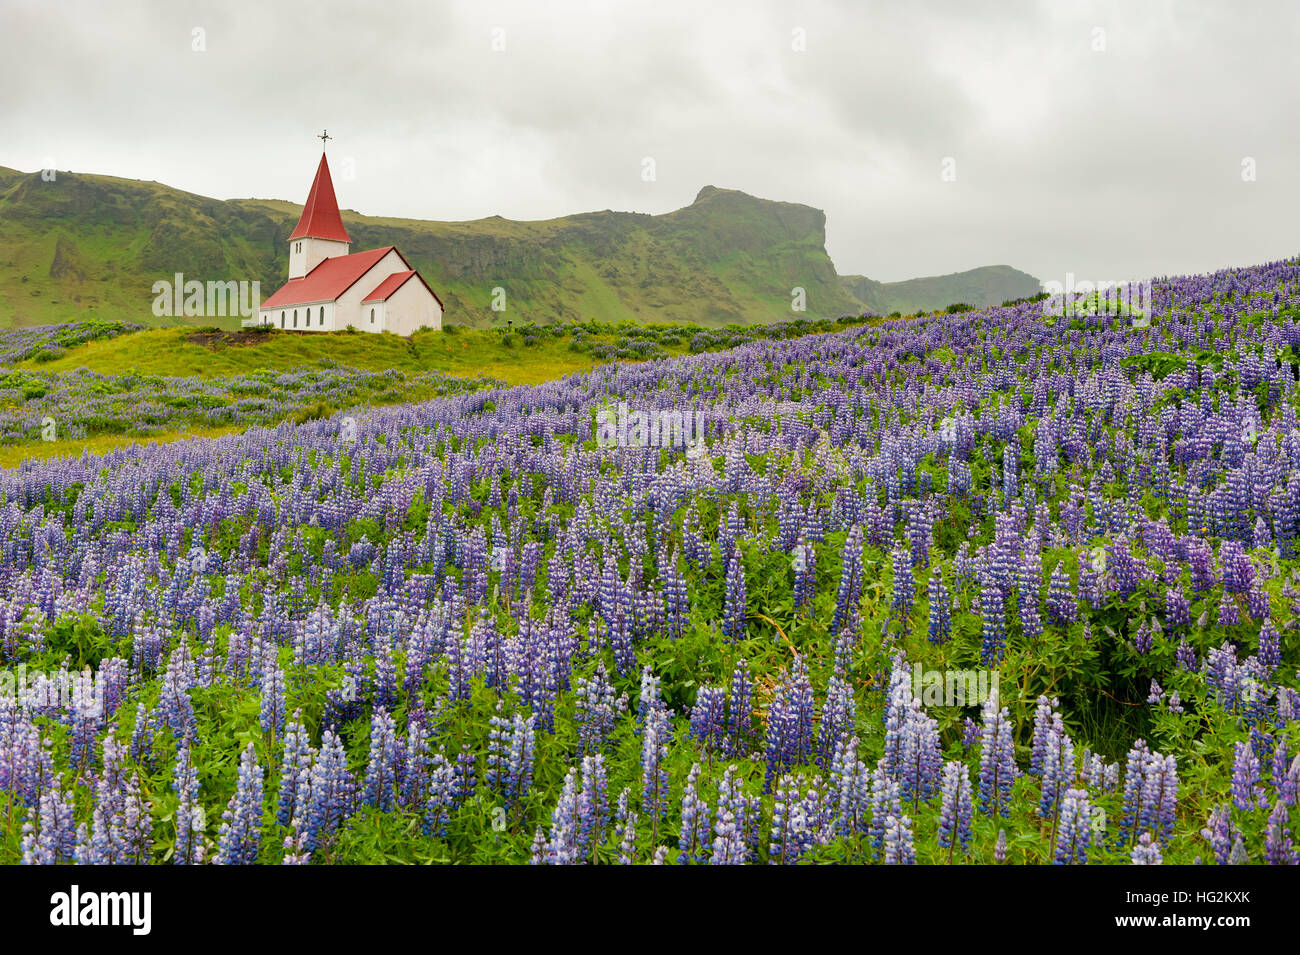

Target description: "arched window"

left=370, top=308, right=375, bottom=324
left=280, top=311, right=285, bottom=328
left=293, top=310, right=298, bottom=328
left=319, top=307, right=324, bottom=326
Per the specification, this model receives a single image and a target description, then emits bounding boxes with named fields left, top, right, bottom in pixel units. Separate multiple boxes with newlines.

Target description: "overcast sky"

left=2, top=0, right=1297, bottom=284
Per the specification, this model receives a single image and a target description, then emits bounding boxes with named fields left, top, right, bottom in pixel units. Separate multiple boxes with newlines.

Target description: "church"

left=256, top=145, right=443, bottom=334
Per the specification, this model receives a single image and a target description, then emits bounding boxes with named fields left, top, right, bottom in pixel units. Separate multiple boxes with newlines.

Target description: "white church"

left=256, top=144, right=443, bottom=334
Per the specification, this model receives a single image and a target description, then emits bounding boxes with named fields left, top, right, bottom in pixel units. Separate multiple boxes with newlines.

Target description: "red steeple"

left=289, top=153, right=351, bottom=243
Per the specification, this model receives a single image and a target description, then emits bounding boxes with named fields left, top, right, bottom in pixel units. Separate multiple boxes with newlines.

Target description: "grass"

left=0, top=423, right=242, bottom=469
left=18, top=325, right=675, bottom=386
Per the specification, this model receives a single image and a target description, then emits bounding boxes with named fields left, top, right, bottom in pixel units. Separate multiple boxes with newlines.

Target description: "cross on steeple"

left=317, top=129, right=332, bottom=149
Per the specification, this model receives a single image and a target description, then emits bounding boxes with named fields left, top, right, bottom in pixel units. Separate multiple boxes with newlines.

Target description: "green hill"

left=0, top=166, right=1039, bottom=328
left=840, top=264, right=1043, bottom=314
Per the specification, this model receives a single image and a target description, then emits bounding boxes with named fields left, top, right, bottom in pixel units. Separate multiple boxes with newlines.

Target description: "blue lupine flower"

left=215, top=743, right=263, bottom=865
left=937, top=760, right=973, bottom=860
left=977, top=689, right=1016, bottom=818
left=1131, top=832, right=1163, bottom=865
left=1054, top=788, right=1092, bottom=865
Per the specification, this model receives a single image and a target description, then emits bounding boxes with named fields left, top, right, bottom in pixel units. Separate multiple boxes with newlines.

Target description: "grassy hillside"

left=19, top=325, right=639, bottom=385
left=0, top=166, right=1040, bottom=329
left=840, top=264, right=1042, bottom=314
left=0, top=169, right=867, bottom=328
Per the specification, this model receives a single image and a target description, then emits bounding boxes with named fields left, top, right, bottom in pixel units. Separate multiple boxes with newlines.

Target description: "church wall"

left=336, top=250, right=410, bottom=332
left=383, top=279, right=443, bottom=336
left=288, top=237, right=350, bottom=279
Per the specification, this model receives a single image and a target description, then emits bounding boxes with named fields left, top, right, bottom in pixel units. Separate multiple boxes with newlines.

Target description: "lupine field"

left=5, top=260, right=1300, bottom=866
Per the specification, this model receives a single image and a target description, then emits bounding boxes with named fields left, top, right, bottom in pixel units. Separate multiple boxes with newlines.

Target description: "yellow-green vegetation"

left=0, top=423, right=241, bottom=469
left=17, top=325, right=681, bottom=386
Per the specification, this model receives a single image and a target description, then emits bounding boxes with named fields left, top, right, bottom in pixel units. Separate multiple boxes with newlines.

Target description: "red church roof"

left=289, top=153, right=352, bottom=243
left=362, top=270, right=417, bottom=302
left=362, top=269, right=446, bottom=308
left=261, top=246, right=401, bottom=309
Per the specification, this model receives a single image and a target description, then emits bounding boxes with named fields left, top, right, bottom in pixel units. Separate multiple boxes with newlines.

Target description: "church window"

left=370, top=308, right=375, bottom=324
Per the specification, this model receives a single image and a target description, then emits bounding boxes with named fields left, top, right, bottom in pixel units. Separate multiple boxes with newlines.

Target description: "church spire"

left=289, top=152, right=351, bottom=244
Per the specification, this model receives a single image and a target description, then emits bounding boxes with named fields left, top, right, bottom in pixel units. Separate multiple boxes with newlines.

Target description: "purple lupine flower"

left=994, top=828, right=1007, bottom=863
left=830, top=525, right=863, bottom=635
left=1217, top=590, right=1241, bottom=628
left=1133, top=619, right=1153, bottom=655
left=215, top=743, right=263, bottom=865
left=363, top=707, right=401, bottom=812
left=575, top=661, right=623, bottom=756
left=1147, top=680, right=1164, bottom=704
left=722, top=548, right=747, bottom=643
left=1265, top=800, right=1297, bottom=865
left=762, top=658, right=815, bottom=790
left=399, top=709, right=431, bottom=809
left=829, top=735, right=869, bottom=837
left=422, top=751, right=457, bottom=838
left=1054, top=788, right=1092, bottom=865
left=1200, top=803, right=1237, bottom=865
left=1275, top=744, right=1299, bottom=807
left=710, top=765, right=751, bottom=865
left=259, top=652, right=286, bottom=739
left=641, top=705, right=671, bottom=830
left=689, top=685, right=727, bottom=756
left=539, top=766, right=582, bottom=865
left=1232, top=740, right=1267, bottom=812
left=879, top=651, right=911, bottom=780
left=978, top=572, right=1008, bottom=666
left=1046, top=563, right=1077, bottom=624
left=724, top=658, right=754, bottom=756
left=614, top=787, right=639, bottom=864
left=67, top=667, right=103, bottom=771
left=792, top=538, right=816, bottom=611
left=20, top=788, right=77, bottom=865
left=961, top=717, right=982, bottom=751
left=882, top=812, right=915, bottom=865
left=899, top=698, right=942, bottom=809
left=1038, top=714, right=1076, bottom=819
left=937, top=760, right=974, bottom=860
left=304, top=729, right=353, bottom=852
left=1228, top=833, right=1249, bottom=865
left=1258, top=617, right=1281, bottom=671
left=678, top=762, right=711, bottom=865
left=173, top=740, right=206, bottom=865
left=768, top=773, right=801, bottom=866
left=890, top=542, right=914, bottom=615
left=818, top=670, right=856, bottom=767
left=1131, top=831, right=1163, bottom=865
left=1028, top=695, right=1058, bottom=776
left=1165, top=585, right=1190, bottom=630
left=486, top=705, right=536, bottom=809
left=868, top=761, right=903, bottom=851
left=978, top=689, right=1016, bottom=818
left=927, top=572, right=951, bottom=644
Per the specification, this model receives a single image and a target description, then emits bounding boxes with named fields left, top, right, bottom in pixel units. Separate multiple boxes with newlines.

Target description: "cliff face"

left=0, top=166, right=1039, bottom=328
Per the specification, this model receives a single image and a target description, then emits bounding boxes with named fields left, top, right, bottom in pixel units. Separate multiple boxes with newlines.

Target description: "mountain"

left=0, top=166, right=1039, bottom=328
left=839, top=264, right=1043, bottom=314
